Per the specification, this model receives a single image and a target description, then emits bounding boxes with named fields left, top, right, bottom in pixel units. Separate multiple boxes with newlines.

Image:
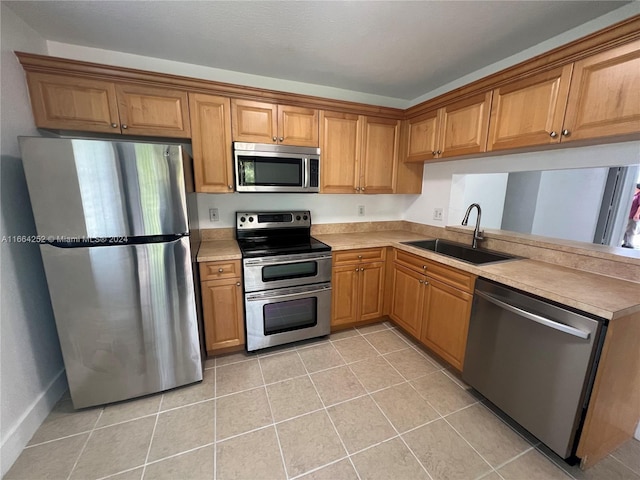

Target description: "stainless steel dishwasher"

left=463, top=279, right=606, bottom=460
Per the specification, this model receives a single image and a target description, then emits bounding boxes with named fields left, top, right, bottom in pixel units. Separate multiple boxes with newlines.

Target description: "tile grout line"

left=256, top=355, right=289, bottom=480
left=532, top=445, right=580, bottom=480
left=213, top=358, right=217, bottom=480
left=474, top=401, right=543, bottom=449
left=608, top=451, right=640, bottom=476
left=140, top=393, right=163, bottom=480
left=295, top=348, right=362, bottom=480
left=66, top=407, right=104, bottom=480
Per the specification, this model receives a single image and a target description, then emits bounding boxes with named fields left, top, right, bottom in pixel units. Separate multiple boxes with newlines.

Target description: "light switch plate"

left=209, top=208, right=219, bottom=222
left=433, top=208, right=443, bottom=221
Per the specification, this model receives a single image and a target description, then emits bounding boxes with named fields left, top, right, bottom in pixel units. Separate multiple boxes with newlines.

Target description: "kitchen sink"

left=401, top=239, right=519, bottom=265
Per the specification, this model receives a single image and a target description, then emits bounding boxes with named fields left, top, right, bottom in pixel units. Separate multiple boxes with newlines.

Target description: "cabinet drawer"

left=394, top=249, right=475, bottom=293
left=199, top=260, right=241, bottom=281
left=333, top=247, right=386, bottom=265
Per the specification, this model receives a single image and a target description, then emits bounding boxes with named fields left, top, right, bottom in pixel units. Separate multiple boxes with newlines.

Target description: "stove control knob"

left=248, top=216, right=254, bottom=222
left=303, top=215, right=308, bottom=221
left=296, top=215, right=301, bottom=221
left=240, top=216, right=246, bottom=223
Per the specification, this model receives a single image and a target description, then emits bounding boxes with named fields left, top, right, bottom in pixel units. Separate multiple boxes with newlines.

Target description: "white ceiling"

left=5, top=1, right=631, bottom=101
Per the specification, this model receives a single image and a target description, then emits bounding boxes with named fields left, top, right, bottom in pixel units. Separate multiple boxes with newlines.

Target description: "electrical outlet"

left=209, top=208, right=219, bottom=222
left=357, top=205, right=365, bottom=217
left=433, top=208, right=443, bottom=221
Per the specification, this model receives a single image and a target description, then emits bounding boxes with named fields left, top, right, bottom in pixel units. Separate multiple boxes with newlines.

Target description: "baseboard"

left=0, top=369, right=68, bottom=477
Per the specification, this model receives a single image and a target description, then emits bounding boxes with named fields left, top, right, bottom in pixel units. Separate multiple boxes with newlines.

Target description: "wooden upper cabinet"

left=278, top=105, right=319, bottom=146
left=24, top=72, right=191, bottom=137
left=25, top=72, right=120, bottom=133
left=439, top=91, right=492, bottom=158
left=320, top=111, right=362, bottom=193
left=361, top=117, right=400, bottom=193
left=115, top=84, right=190, bottom=138
left=189, top=93, right=234, bottom=193
left=406, top=110, right=440, bottom=162
left=562, top=39, right=640, bottom=143
left=231, top=99, right=319, bottom=146
left=487, top=65, right=573, bottom=151
left=231, top=99, right=278, bottom=143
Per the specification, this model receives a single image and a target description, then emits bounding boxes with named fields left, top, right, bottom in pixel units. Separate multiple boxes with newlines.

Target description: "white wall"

left=0, top=5, right=67, bottom=476
left=197, top=193, right=413, bottom=228
left=531, top=168, right=608, bottom=242
left=449, top=173, right=508, bottom=229
left=404, top=141, right=640, bottom=227
left=45, top=42, right=407, bottom=109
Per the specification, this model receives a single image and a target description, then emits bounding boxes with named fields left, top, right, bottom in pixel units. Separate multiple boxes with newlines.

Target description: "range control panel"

left=236, top=211, right=311, bottom=230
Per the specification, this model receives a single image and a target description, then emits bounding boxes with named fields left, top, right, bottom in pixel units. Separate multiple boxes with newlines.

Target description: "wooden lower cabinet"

left=389, top=263, right=425, bottom=338
left=200, top=261, right=245, bottom=354
left=331, top=248, right=385, bottom=327
left=390, top=250, right=475, bottom=370
left=421, top=278, right=473, bottom=370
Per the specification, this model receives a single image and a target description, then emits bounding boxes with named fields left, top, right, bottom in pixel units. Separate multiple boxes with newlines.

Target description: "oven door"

left=243, top=253, right=332, bottom=292
left=245, top=283, right=331, bottom=351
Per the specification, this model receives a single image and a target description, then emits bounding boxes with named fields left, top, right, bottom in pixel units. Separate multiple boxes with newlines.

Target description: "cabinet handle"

left=111, top=123, right=118, bottom=128
left=122, top=124, right=128, bottom=129
left=562, top=129, right=570, bottom=137
left=355, top=268, right=359, bottom=272
left=432, top=151, right=437, bottom=156
left=419, top=280, right=424, bottom=284
left=549, top=131, right=558, bottom=138
left=358, top=255, right=362, bottom=259
left=360, top=267, right=364, bottom=271
left=228, top=185, right=233, bottom=189
left=218, top=268, right=224, bottom=273
left=279, top=137, right=284, bottom=142
left=355, top=187, right=360, bottom=191
left=272, top=136, right=277, bottom=142
left=436, top=150, right=442, bottom=155
left=361, top=187, right=366, bottom=192
left=422, top=265, right=427, bottom=270
left=424, top=281, right=429, bottom=286
left=236, top=282, right=241, bottom=287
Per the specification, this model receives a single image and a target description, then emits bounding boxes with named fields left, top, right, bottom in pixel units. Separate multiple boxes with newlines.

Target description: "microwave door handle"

left=475, top=291, right=590, bottom=339
left=303, top=157, right=309, bottom=188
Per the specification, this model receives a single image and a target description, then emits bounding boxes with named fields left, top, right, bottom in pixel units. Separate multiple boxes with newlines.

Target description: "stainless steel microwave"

left=234, top=142, right=320, bottom=193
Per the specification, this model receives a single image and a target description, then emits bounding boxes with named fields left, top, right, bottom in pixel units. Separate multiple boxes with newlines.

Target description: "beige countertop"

left=197, top=240, right=241, bottom=262
left=198, top=231, right=640, bottom=320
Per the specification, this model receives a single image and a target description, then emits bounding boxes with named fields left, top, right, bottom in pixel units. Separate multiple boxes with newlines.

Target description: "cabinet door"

left=320, top=111, right=362, bottom=193
left=201, top=277, right=245, bottom=353
left=406, top=110, right=440, bottom=162
left=189, top=93, right=234, bottom=193
left=359, top=262, right=385, bottom=321
left=25, top=72, right=120, bottom=133
left=439, top=92, right=492, bottom=158
left=115, top=84, right=190, bottom=138
left=361, top=117, right=400, bottom=193
left=487, top=65, right=573, bottom=151
left=231, top=99, right=277, bottom=143
left=331, top=264, right=360, bottom=326
left=389, top=263, right=425, bottom=339
left=421, top=278, right=472, bottom=371
left=562, top=40, right=640, bottom=142
left=278, top=105, right=319, bottom=146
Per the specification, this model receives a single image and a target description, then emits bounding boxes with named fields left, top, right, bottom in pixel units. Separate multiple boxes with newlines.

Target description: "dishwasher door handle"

left=475, top=290, right=590, bottom=339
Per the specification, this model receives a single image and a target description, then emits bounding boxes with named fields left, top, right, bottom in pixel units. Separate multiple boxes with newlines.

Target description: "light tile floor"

left=7, top=321, right=640, bottom=480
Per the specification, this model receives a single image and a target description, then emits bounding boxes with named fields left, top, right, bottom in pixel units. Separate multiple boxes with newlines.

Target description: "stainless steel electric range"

left=236, top=211, right=332, bottom=351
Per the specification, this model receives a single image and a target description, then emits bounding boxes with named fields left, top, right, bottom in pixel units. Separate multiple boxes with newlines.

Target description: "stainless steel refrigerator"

left=20, top=137, right=203, bottom=408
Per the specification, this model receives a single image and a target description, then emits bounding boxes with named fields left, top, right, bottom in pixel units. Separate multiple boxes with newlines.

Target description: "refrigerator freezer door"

left=40, top=237, right=202, bottom=408
left=21, top=138, right=189, bottom=238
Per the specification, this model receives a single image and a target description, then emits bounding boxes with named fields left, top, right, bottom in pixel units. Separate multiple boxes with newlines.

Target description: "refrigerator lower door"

left=40, top=237, right=202, bottom=408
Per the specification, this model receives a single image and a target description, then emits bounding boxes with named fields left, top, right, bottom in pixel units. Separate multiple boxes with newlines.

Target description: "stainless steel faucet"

left=462, top=203, right=484, bottom=249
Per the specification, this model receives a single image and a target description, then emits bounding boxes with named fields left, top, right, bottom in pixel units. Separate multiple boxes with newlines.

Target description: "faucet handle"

left=476, top=230, right=484, bottom=240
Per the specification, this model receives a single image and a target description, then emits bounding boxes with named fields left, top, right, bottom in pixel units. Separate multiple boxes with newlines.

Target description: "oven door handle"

left=475, top=290, right=590, bottom=339
left=246, top=284, right=331, bottom=302
left=244, top=255, right=331, bottom=267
